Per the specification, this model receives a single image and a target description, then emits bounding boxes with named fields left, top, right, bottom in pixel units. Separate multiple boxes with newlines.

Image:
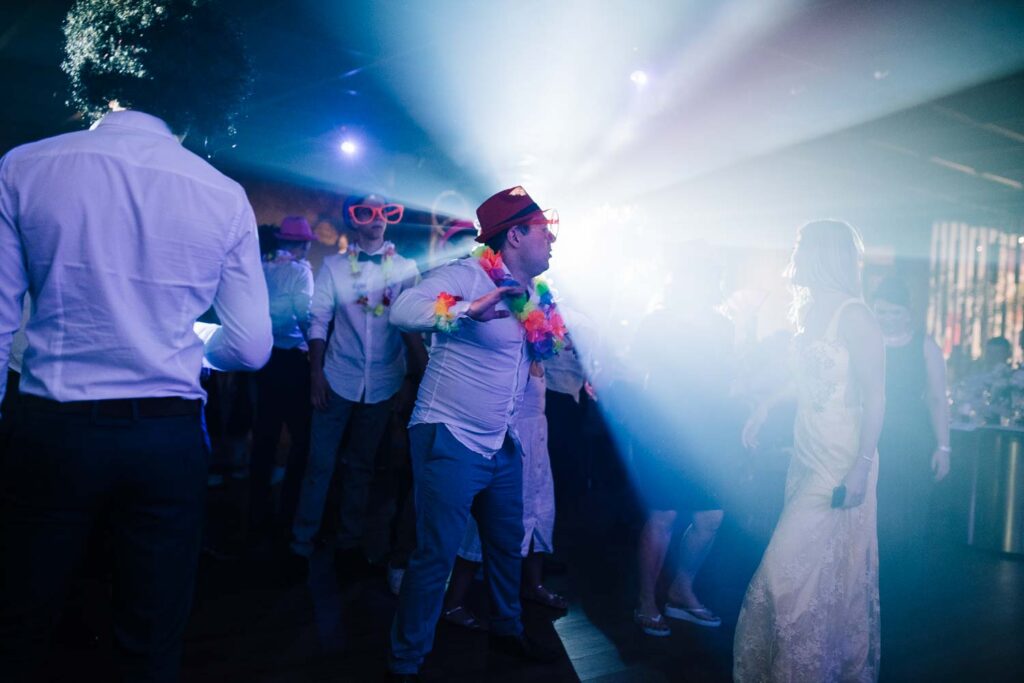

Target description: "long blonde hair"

left=786, top=220, right=864, bottom=325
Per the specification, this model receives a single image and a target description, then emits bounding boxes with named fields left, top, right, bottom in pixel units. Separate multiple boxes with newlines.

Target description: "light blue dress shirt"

left=309, top=244, right=419, bottom=403
left=390, top=257, right=533, bottom=457
left=0, top=110, right=272, bottom=405
left=263, top=251, right=314, bottom=350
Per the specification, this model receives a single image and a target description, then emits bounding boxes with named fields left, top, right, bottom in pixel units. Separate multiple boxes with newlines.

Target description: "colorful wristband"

left=433, top=292, right=461, bottom=333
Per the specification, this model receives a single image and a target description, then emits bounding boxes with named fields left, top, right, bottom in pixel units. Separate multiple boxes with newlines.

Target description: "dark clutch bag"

left=831, top=485, right=847, bottom=508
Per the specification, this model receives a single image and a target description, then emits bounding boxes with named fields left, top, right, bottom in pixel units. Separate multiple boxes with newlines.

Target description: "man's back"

left=0, top=110, right=270, bottom=402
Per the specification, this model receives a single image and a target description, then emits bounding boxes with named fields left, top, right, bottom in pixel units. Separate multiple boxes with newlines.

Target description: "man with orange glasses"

left=387, top=186, right=562, bottom=680
left=281, top=194, right=426, bottom=583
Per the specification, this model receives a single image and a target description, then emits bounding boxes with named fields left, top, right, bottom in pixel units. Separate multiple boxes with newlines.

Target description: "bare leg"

left=636, top=509, right=677, bottom=616
left=667, top=509, right=723, bottom=608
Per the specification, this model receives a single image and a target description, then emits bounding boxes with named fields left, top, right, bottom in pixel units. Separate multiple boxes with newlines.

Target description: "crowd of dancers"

left=0, top=3, right=955, bottom=682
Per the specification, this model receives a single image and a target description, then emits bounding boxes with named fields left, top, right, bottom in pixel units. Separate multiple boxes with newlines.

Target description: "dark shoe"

left=278, top=551, right=309, bottom=586
left=441, top=605, right=488, bottom=632
left=488, top=632, right=560, bottom=663
left=521, top=584, right=569, bottom=611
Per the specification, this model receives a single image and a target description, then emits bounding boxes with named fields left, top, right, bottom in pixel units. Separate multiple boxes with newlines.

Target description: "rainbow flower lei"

left=433, top=246, right=567, bottom=361
left=348, top=241, right=396, bottom=316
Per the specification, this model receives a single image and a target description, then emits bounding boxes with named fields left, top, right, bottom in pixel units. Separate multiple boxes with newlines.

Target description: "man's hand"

left=311, top=369, right=330, bottom=411
left=466, top=286, right=524, bottom=322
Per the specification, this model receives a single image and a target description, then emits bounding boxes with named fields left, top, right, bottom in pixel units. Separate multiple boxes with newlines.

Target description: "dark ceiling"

left=2, top=0, right=1024, bottom=239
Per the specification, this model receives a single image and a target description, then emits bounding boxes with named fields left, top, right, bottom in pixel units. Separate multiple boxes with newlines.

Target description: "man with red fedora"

left=248, top=216, right=316, bottom=544
left=387, top=186, right=561, bottom=679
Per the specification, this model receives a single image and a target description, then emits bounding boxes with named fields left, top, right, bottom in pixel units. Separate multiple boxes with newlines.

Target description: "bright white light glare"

left=340, top=139, right=357, bottom=155
left=630, top=70, right=649, bottom=86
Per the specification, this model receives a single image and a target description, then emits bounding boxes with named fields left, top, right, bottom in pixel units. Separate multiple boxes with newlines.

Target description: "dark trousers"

left=545, top=389, right=587, bottom=543
left=249, top=347, right=311, bottom=538
left=0, top=400, right=208, bottom=683
left=0, top=369, right=20, bottom=454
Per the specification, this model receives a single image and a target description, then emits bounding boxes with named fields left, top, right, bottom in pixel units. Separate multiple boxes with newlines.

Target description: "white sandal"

left=664, top=603, right=721, bottom=627
left=633, top=609, right=671, bottom=637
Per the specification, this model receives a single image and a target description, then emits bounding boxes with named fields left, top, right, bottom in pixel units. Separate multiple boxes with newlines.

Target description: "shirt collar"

left=92, top=110, right=177, bottom=140
left=355, top=242, right=387, bottom=256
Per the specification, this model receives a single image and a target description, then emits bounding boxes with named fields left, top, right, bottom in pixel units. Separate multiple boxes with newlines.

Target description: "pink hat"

left=440, top=219, right=477, bottom=246
left=276, top=216, right=315, bottom=242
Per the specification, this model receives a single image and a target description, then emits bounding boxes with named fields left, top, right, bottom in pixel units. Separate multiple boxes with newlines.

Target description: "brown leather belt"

left=20, top=393, right=202, bottom=418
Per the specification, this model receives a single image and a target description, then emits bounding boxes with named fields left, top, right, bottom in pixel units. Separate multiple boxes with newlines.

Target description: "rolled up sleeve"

left=390, top=262, right=472, bottom=333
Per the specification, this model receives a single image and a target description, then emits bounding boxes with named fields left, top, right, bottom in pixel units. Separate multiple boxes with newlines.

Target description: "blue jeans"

left=290, top=388, right=392, bottom=557
left=389, top=423, right=524, bottom=674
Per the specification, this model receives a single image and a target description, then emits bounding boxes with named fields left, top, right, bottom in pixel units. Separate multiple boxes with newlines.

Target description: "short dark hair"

left=276, top=239, right=308, bottom=251
left=484, top=224, right=528, bottom=253
left=62, top=0, right=252, bottom=137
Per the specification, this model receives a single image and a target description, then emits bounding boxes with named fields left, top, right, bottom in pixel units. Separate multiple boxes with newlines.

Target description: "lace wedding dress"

left=734, top=299, right=880, bottom=682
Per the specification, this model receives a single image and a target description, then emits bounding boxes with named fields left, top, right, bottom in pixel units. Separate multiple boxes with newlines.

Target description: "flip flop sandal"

left=522, top=585, right=569, bottom=611
left=664, top=603, right=722, bottom=627
left=441, top=605, right=488, bottom=632
left=633, top=609, right=671, bottom=637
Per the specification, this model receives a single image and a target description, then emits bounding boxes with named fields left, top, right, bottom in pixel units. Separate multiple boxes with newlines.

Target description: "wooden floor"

left=38, top=476, right=1024, bottom=682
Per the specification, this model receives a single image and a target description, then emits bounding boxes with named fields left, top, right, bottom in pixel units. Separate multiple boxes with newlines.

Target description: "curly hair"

left=62, top=0, right=252, bottom=137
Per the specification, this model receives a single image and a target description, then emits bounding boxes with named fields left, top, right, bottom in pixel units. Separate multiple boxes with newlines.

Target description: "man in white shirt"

left=387, top=186, right=561, bottom=679
left=283, top=194, right=425, bottom=580
left=0, top=3, right=271, bottom=681
left=250, top=216, right=316, bottom=543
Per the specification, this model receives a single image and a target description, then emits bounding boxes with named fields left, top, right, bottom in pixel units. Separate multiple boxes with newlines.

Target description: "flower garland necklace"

left=434, top=246, right=568, bottom=361
left=348, top=241, right=396, bottom=316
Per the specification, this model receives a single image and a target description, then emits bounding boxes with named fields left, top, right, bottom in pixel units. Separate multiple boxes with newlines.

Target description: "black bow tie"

left=357, top=251, right=383, bottom=265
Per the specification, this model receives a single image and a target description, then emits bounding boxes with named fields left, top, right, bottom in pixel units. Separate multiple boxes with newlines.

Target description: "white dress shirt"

left=310, top=244, right=419, bottom=403
left=264, top=251, right=314, bottom=350
left=390, top=257, right=533, bottom=457
left=0, top=110, right=272, bottom=405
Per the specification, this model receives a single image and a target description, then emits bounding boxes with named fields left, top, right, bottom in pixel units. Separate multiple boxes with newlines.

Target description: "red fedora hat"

left=475, top=186, right=553, bottom=244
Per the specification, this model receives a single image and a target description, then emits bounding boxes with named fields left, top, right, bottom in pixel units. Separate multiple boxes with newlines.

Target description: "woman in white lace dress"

left=734, top=220, right=885, bottom=683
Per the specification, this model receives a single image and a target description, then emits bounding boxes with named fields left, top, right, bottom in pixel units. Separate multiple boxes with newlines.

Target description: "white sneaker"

left=388, top=566, right=405, bottom=596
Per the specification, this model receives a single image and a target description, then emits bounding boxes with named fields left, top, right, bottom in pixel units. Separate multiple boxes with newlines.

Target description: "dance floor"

left=37, top=476, right=1024, bottom=682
